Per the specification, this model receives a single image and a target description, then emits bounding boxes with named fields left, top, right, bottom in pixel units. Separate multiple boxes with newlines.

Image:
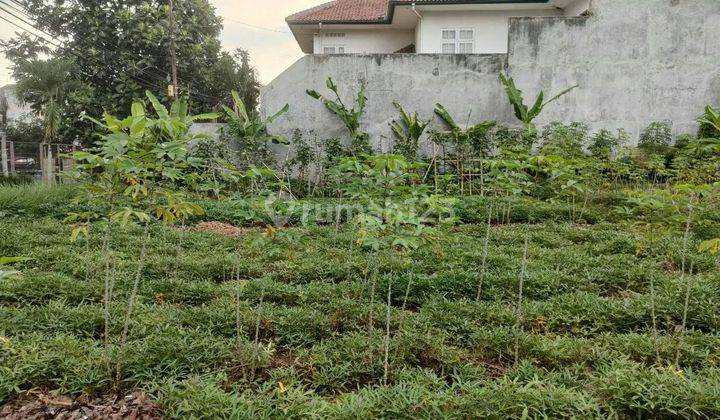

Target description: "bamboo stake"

left=115, top=221, right=151, bottom=387
left=674, top=200, right=695, bottom=367
left=476, top=208, right=493, bottom=302
left=514, top=235, right=530, bottom=366
left=649, top=274, right=661, bottom=365
left=383, top=276, right=392, bottom=386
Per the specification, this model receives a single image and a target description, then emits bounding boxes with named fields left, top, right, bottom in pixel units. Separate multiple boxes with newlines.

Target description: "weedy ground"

left=1, top=185, right=719, bottom=418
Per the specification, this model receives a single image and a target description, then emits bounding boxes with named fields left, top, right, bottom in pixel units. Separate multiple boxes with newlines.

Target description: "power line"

left=0, top=0, right=170, bottom=89
left=224, top=18, right=291, bottom=34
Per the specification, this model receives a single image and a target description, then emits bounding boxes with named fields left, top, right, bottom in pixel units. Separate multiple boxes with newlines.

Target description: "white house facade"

left=287, top=0, right=591, bottom=55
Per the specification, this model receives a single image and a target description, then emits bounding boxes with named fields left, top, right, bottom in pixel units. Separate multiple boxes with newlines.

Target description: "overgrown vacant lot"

left=1, top=186, right=720, bottom=418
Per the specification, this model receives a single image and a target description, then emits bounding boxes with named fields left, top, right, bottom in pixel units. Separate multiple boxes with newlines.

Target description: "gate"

left=1, top=141, right=77, bottom=183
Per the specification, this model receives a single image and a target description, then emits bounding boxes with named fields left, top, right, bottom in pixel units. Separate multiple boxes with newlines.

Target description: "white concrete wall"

left=416, top=10, right=561, bottom=54
left=313, top=30, right=414, bottom=54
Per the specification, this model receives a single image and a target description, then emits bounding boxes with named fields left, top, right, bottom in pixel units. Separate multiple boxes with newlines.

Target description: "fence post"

left=9, top=141, right=15, bottom=174
left=46, top=144, right=54, bottom=185
left=39, top=143, right=46, bottom=183
left=0, top=128, right=7, bottom=177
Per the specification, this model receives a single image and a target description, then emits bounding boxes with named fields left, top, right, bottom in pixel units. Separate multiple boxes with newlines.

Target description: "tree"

left=2, top=0, right=260, bottom=145
left=13, top=58, right=79, bottom=142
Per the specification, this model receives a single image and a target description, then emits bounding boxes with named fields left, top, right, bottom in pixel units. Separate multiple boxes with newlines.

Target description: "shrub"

left=539, top=122, right=589, bottom=157
left=639, top=120, right=673, bottom=156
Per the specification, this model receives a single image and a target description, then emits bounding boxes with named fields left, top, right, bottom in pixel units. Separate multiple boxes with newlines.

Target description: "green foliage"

left=0, top=174, right=35, bottom=187
left=589, top=128, right=629, bottom=160
left=12, top=58, right=81, bottom=142
left=539, top=122, right=589, bottom=158
left=1, top=187, right=720, bottom=416
left=433, top=103, right=497, bottom=156
left=390, top=101, right=430, bottom=161
left=332, top=154, right=456, bottom=251
left=499, top=73, right=578, bottom=138
left=698, top=105, right=720, bottom=138
left=639, top=121, right=673, bottom=156
left=69, top=91, right=216, bottom=225
left=4, top=113, right=43, bottom=144
left=0, top=256, right=28, bottom=281
left=1, top=0, right=260, bottom=145
left=222, top=90, right=288, bottom=169
left=307, top=77, right=372, bottom=156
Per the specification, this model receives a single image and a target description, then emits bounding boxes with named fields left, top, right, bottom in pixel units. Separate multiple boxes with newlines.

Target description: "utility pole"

left=0, top=93, right=8, bottom=177
left=168, top=0, right=179, bottom=99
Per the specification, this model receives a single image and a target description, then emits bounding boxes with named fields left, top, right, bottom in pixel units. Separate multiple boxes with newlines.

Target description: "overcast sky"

left=0, top=0, right=319, bottom=86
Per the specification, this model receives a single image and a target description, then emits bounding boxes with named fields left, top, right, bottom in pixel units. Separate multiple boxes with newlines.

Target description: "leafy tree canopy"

left=1, top=0, right=260, bottom=145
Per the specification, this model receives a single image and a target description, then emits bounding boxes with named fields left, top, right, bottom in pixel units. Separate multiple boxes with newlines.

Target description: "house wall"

left=416, top=9, right=562, bottom=54
left=313, top=30, right=415, bottom=54
left=262, top=0, right=720, bottom=153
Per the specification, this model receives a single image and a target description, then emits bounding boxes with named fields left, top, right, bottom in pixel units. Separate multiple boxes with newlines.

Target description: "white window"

left=322, top=45, right=346, bottom=54
left=441, top=29, right=474, bottom=54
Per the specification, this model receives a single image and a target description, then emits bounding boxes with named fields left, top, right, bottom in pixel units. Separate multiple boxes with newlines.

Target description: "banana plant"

left=389, top=101, right=430, bottom=161
left=433, top=103, right=496, bottom=154
left=223, top=90, right=289, bottom=146
left=307, top=77, right=371, bottom=155
left=698, top=105, right=720, bottom=137
left=499, top=73, right=578, bottom=137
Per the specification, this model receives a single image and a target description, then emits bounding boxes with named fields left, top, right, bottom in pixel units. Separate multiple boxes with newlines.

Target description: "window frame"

left=322, top=44, right=346, bottom=54
left=440, top=28, right=474, bottom=54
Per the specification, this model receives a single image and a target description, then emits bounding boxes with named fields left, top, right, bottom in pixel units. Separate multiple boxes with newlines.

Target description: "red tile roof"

left=287, top=0, right=391, bottom=24
left=286, top=1, right=551, bottom=24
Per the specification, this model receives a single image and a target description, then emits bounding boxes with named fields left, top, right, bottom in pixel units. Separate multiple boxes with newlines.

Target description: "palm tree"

left=14, top=58, right=77, bottom=143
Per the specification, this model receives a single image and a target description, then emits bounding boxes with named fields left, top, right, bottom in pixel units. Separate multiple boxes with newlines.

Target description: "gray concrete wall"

left=261, top=0, right=720, bottom=150
left=508, top=0, right=720, bottom=137
left=261, top=54, right=511, bottom=154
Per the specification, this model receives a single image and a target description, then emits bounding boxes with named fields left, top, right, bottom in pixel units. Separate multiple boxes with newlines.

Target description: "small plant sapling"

left=69, top=91, right=213, bottom=389
left=433, top=103, right=496, bottom=194
left=333, top=153, right=456, bottom=384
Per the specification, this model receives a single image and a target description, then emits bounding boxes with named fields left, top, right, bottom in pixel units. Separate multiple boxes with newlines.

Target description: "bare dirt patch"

left=0, top=391, right=161, bottom=420
left=189, top=221, right=249, bottom=237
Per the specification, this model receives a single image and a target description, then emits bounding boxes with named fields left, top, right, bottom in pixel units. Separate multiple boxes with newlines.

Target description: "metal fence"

left=1, top=141, right=77, bottom=183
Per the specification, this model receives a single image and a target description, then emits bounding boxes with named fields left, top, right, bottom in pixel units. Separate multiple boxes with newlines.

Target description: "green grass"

left=1, top=186, right=719, bottom=418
